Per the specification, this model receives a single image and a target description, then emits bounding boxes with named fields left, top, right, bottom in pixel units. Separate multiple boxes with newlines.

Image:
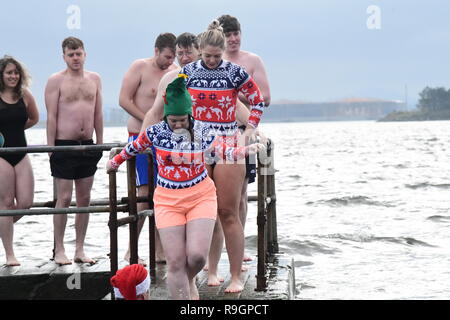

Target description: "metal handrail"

left=255, top=138, right=278, bottom=291
left=0, top=143, right=127, bottom=154
left=0, top=140, right=278, bottom=295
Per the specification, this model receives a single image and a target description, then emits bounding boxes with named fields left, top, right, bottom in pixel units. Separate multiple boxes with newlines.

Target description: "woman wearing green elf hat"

left=107, top=75, right=264, bottom=300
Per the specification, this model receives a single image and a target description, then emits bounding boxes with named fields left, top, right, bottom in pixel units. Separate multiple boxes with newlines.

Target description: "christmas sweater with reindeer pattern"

left=111, top=121, right=249, bottom=189
left=181, top=60, right=265, bottom=136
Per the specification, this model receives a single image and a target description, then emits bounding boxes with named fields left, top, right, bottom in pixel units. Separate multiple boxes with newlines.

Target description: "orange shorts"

left=153, top=177, right=217, bottom=229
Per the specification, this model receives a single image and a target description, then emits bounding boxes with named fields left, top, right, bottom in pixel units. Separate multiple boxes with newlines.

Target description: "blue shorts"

left=128, top=133, right=158, bottom=187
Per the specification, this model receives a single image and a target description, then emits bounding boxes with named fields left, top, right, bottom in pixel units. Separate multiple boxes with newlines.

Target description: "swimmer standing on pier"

left=45, top=37, right=103, bottom=265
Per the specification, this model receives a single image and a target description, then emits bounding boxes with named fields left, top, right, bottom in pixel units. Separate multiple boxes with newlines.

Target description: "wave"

left=247, top=235, right=333, bottom=256
left=279, top=238, right=339, bottom=256
left=405, top=183, right=450, bottom=190
left=382, top=163, right=409, bottom=169
left=307, top=195, right=394, bottom=207
left=323, top=233, right=436, bottom=247
left=427, top=215, right=450, bottom=222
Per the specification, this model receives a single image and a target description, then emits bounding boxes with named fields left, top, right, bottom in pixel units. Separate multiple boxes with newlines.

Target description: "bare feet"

left=189, top=279, right=200, bottom=300
left=74, top=255, right=97, bottom=265
left=241, top=264, right=248, bottom=272
left=124, top=252, right=147, bottom=266
left=54, top=251, right=72, bottom=265
left=224, top=279, right=244, bottom=293
left=207, top=273, right=225, bottom=286
left=6, top=255, right=20, bottom=267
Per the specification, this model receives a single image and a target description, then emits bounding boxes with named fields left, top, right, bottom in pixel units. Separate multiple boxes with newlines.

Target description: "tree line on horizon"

left=417, top=86, right=450, bottom=112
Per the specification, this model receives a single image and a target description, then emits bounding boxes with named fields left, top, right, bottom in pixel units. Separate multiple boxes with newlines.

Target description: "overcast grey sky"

left=2, top=0, right=450, bottom=113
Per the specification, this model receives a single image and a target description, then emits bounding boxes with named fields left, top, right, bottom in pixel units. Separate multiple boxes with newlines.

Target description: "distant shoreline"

left=378, top=110, right=450, bottom=122
left=32, top=119, right=381, bottom=128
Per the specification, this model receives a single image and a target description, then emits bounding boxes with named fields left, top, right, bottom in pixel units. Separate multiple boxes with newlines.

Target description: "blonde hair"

left=199, top=20, right=225, bottom=50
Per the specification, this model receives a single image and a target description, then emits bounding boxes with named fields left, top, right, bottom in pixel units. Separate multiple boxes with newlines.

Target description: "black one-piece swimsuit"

left=0, top=96, right=27, bottom=167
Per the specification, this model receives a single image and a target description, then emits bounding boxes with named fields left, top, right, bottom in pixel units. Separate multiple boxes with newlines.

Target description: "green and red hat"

left=163, top=74, right=192, bottom=117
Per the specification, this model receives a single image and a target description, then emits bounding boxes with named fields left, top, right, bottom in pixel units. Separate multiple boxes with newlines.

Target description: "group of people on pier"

left=0, top=15, right=271, bottom=299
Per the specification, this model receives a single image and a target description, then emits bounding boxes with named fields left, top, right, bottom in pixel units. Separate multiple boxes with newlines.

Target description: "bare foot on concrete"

left=124, top=252, right=147, bottom=266
left=74, top=250, right=96, bottom=265
left=224, top=279, right=244, bottom=293
left=6, top=255, right=20, bottom=267
left=189, top=278, right=200, bottom=300
left=207, top=273, right=224, bottom=286
left=54, top=251, right=72, bottom=265
left=74, top=256, right=97, bottom=265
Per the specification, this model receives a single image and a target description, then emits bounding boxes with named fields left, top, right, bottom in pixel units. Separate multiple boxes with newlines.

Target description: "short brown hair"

left=217, top=15, right=241, bottom=34
left=62, top=37, right=84, bottom=53
left=175, top=33, right=199, bottom=50
left=155, top=33, right=176, bottom=54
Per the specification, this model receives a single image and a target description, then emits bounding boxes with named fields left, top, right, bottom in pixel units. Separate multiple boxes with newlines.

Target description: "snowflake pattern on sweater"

left=111, top=121, right=248, bottom=189
left=181, top=60, right=265, bottom=135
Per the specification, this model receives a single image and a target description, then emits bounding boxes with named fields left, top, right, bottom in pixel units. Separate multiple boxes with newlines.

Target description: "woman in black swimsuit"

left=0, top=56, right=39, bottom=266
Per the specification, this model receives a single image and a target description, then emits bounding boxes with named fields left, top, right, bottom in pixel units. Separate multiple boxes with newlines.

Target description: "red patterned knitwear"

left=111, top=121, right=249, bottom=190
left=180, top=60, right=266, bottom=136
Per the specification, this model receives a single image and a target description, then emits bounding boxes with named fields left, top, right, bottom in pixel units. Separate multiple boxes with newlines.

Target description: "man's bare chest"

left=60, top=79, right=97, bottom=103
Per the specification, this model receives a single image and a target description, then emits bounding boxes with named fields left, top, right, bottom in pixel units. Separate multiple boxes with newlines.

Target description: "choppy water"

left=4, top=121, right=450, bottom=299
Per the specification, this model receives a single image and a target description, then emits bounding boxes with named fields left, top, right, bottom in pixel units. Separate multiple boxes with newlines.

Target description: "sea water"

left=4, top=121, right=450, bottom=299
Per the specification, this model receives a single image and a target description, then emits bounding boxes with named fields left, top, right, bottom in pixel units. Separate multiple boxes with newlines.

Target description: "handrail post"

left=147, top=152, right=156, bottom=279
left=108, top=170, right=119, bottom=299
left=256, top=145, right=268, bottom=291
left=266, top=140, right=279, bottom=255
left=127, top=158, right=139, bottom=265
left=52, top=177, right=57, bottom=260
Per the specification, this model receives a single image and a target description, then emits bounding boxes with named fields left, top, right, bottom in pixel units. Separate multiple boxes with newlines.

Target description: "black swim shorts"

left=238, top=125, right=257, bottom=184
left=245, top=153, right=257, bottom=184
left=50, top=139, right=103, bottom=180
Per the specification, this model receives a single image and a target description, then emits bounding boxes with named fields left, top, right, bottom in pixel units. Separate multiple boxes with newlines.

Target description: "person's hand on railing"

left=254, top=128, right=269, bottom=147
left=107, top=148, right=122, bottom=174
left=247, top=143, right=266, bottom=155
left=106, top=159, right=118, bottom=174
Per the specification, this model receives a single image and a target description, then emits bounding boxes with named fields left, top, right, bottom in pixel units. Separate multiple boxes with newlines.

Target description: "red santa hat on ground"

left=110, top=264, right=151, bottom=300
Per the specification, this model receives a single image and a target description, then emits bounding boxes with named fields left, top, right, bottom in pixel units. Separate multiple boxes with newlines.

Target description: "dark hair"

left=217, top=14, right=241, bottom=34
left=175, top=33, right=199, bottom=50
left=0, top=55, right=30, bottom=98
left=155, top=33, right=176, bottom=54
left=163, top=115, right=195, bottom=139
left=62, top=36, right=84, bottom=53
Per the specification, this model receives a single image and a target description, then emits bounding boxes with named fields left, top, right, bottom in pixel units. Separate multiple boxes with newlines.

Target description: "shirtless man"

left=45, top=37, right=103, bottom=265
left=218, top=15, right=271, bottom=106
left=140, top=33, right=200, bottom=131
left=217, top=14, right=271, bottom=262
left=119, top=33, right=177, bottom=264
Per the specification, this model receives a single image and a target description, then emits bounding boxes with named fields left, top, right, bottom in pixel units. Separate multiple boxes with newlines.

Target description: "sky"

left=2, top=0, right=450, bottom=114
